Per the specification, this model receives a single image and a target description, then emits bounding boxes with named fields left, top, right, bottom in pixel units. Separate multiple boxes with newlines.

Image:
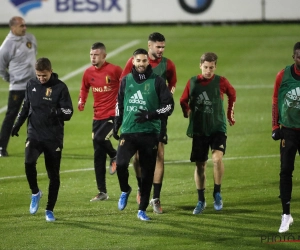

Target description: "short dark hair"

left=293, top=42, right=300, bottom=54
left=133, top=48, right=148, bottom=57
left=148, top=32, right=165, bottom=42
left=91, top=42, right=106, bottom=51
left=200, top=52, right=218, bottom=64
left=9, top=16, right=22, bottom=28
left=35, top=58, right=52, bottom=71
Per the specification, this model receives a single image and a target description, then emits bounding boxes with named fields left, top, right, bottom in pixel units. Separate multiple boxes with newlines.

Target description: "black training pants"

left=25, top=139, right=62, bottom=211
left=92, top=118, right=116, bottom=193
left=279, top=127, right=300, bottom=202
left=116, top=133, right=159, bottom=211
left=0, top=90, right=25, bottom=151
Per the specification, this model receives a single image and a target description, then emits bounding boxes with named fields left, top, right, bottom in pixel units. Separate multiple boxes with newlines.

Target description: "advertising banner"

left=264, top=0, right=300, bottom=20
left=130, top=0, right=262, bottom=22
left=0, top=0, right=127, bottom=24
left=0, top=0, right=299, bottom=25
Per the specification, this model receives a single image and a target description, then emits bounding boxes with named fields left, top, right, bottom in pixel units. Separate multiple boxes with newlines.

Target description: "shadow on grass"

left=176, top=205, right=254, bottom=214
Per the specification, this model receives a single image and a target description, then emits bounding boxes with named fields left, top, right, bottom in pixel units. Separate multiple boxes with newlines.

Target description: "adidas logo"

left=285, top=87, right=300, bottom=107
left=60, top=108, right=72, bottom=115
left=56, top=147, right=61, bottom=152
left=219, top=145, right=224, bottom=149
left=197, top=91, right=212, bottom=105
left=32, top=88, right=36, bottom=92
left=129, top=90, right=146, bottom=105
left=286, top=87, right=300, bottom=101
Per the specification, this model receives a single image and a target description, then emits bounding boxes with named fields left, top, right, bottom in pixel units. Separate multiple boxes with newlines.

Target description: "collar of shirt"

left=148, top=57, right=162, bottom=67
left=294, top=64, right=300, bottom=76
left=198, top=74, right=214, bottom=86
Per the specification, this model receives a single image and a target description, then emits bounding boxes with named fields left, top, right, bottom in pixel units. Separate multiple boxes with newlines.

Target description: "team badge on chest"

left=46, top=88, right=52, bottom=97
left=26, top=42, right=32, bottom=49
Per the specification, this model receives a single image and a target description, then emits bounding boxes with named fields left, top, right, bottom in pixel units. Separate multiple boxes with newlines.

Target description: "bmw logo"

left=179, top=0, right=213, bottom=14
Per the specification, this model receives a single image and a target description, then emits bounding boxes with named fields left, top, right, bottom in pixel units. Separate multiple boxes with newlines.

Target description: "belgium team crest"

left=26, top=41, right=32, bottom=48
left=45, top=88, right=52, bottom=97
left=106, top=75, right=111, bottom=84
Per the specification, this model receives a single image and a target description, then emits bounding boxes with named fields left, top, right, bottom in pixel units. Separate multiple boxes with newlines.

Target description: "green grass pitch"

left=0, top=24, right=300, bottom=249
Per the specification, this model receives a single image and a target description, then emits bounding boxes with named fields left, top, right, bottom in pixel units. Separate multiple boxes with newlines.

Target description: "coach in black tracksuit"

left=11, top=57, right=73, bottom=221
left=113, top=48, right=174, bottom=221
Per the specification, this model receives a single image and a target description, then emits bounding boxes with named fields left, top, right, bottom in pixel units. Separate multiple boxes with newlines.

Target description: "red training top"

left=79, top=62, right=122, bottom=120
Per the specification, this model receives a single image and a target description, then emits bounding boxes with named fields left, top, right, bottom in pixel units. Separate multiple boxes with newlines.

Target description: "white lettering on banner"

left=56, top=0, right=122, bottom=12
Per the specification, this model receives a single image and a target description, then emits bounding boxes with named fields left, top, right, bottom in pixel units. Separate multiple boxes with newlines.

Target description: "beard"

left=151, top=52, right=162, bottom=59
left=135, top=66, right=146, bottom=73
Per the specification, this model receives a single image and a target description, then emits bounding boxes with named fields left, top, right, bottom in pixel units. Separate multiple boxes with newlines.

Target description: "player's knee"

left=157, top=151, right=164, bottom=162
left=280, top=166, right=294, bottom=177
left=25, top=162, right=36, bottom=169
left=212, top=153, right=222, bottom=165
left=133, top=153, right=140, bottom=167
left=196, top=162, right=206, bottom=171
left=116, top=162, right=128, bottom=171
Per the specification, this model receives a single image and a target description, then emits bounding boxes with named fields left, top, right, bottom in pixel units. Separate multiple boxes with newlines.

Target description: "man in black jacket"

left=113, top=48, right=174, bottom=221
left=11, top=57, right=73, bottom=222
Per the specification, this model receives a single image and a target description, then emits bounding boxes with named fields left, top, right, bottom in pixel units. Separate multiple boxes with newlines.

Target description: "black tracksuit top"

left=16, top=73, right=73, bottom=144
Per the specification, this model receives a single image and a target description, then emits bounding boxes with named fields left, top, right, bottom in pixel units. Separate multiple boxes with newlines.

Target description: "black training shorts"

left=190, top=132, right=227, bottom=162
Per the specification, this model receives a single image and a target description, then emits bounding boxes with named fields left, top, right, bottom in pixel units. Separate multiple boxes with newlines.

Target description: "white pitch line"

left=0, top=105, right=7, bottom=113
left=234, top=84, right=273, bottom=89
left=0, top=40, right=141, bottom=114
left=0, top=154, right=279, bottom=181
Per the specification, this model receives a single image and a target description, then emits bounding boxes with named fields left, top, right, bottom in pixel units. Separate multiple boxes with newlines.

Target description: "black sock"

left=197, top=189, right=205, bottom=202
left=282, top=199, right=290, bottom=215
left=136, top=177, right=142, bottom=189
left=213, top=184, right=221, bottom=198
left=153, top=183, right=162, bottom=199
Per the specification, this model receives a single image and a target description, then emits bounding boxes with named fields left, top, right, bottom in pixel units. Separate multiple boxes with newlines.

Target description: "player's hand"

left=134, top=109, right=156, bottom=123
left=227, top=110, right=235, bottom=126
left=183, top=110, right=190, bottom=118
left=113, top=130, right=120, bottom=140
left=78, top=98, right=85, bottom=111
left=272, top=128, right=282, bottom=141
left=159, top=133, right=168, bottom=144
left=113, top=119, right=121, bottom=140
left=49, top=107, right=62, bottom=118
left=11, top=124, right=20, bottom=137
left=49, top=107, right=58, bottom=118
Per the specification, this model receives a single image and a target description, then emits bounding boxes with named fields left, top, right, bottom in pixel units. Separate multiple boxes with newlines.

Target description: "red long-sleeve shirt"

left=79, top=62, right=122, bottom=120
left=120, top=56, right=177, bottom=94
left=180, top=74, right=236, bottom=119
